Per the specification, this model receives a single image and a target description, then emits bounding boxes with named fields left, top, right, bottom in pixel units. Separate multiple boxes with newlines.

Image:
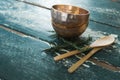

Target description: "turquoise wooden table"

left=0, top=0, right=120, bottom=80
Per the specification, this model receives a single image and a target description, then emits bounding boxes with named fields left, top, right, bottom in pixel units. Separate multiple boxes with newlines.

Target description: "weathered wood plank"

left=24, top=0, right=120, bottom=28
left=0, top=0, right=120, bottom=80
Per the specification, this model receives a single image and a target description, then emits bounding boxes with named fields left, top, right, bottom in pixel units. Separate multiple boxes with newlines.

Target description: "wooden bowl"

left=51, top=4, right=90, bottom=38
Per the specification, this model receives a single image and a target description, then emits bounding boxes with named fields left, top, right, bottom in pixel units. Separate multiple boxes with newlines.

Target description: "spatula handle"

left=54, top=50, right=80, bottom=61
left=68, top=47, right=102, bottom=73
left=54, top=46, right=90, bottom=61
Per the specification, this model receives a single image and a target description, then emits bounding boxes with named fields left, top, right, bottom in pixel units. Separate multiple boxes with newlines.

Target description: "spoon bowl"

left=90, top=35, right=115, bottom=47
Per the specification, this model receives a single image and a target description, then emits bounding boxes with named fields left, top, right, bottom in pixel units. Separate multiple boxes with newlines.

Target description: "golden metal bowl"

left=51, top=4, right=89, bottom=38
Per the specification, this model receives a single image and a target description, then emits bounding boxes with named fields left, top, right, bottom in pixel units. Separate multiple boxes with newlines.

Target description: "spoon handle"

left=54, top=46, right=90, bottom=61
left=54, top=50, right=80, bottom=61
left=68, top=47, right=102, bottom=73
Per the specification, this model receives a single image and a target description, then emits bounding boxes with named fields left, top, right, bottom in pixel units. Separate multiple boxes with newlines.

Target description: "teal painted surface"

left=0, top=0, right=120, bottom=80
left=26, top=0, right=120, bottom=27
left=0, top=28, right=51, bottom=80
left=0, top=0, right=53, bottom=41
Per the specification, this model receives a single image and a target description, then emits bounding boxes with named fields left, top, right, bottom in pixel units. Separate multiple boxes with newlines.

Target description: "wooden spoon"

left=68, top=35, right=115, bottom=73
left=54, top=35, right=115, bottom=61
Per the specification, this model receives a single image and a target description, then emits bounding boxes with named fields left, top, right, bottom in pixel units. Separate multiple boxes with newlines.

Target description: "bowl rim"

left=51, top=4, right=90, bottom=16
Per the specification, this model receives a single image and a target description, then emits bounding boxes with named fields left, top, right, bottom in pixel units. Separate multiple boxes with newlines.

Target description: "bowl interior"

left=52, top=5, right=89, bottom=15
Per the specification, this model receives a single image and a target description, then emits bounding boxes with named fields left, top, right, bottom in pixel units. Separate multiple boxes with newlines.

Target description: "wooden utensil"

left=54, top=35, right=115, bottom=61
left=68, top=47, right=102, bottom=73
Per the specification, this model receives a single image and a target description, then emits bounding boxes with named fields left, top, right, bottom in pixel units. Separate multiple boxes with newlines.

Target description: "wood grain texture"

left=0, top=0, right=120, bottom=80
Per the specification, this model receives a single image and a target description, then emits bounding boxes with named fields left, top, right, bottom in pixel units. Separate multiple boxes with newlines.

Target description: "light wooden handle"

left=54, top=46, right=90, bottom=61
left=54, top=50, right=80, bottom=61
left=68, top=47, right=102, bottom=73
